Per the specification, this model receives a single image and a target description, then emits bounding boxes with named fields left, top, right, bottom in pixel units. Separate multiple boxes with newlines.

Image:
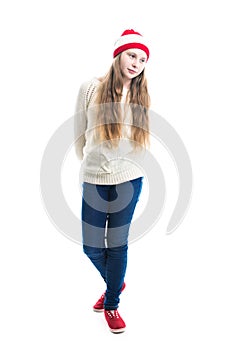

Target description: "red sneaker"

left=93, top=282, right=126, bottom=312
left=104, top=309, right=126, bottom=333
left=93, top=292, right=105, bottom=312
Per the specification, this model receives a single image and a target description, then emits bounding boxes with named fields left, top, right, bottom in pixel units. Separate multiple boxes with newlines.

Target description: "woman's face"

left=120, top=49, right=147, bottom=86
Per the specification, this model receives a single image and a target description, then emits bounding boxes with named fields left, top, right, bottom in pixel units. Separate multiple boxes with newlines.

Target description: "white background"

left=1, top=0, right=233, bottom=348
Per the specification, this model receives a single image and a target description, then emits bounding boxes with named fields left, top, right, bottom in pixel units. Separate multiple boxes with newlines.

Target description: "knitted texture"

left=113, top=29, right=150, bottom=59
left=74, top=78, right=145, bottom=185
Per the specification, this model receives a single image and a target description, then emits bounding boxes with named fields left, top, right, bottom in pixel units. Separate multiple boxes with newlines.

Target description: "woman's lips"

left=127, top=68, right=137, bottom=74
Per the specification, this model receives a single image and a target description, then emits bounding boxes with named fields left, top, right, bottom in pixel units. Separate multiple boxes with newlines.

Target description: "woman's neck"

left=122, top=78, right=131, bottom=90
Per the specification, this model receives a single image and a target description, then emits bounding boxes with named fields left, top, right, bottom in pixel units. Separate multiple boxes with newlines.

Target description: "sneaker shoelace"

left=106, top=310, right=120, bottom=319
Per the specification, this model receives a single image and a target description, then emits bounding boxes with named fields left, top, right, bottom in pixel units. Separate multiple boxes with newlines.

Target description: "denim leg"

left=104, top=244, right=128, bottom=310
left=104, top=178, right=143, bottom=309
left=83, top=245, right=107, bottom=281
left=107, top=177, right=143, bottom=248
left=81, top=182, right=108, bottom=249
left=82, top=182, right=109, bottom=280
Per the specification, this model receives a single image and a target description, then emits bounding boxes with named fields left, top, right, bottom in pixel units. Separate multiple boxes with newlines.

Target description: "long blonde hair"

left=94, top=53, right=150, bottom=148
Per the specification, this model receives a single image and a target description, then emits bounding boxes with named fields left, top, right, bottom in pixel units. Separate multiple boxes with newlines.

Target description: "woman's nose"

left=132, top=59, right=139, bottom=68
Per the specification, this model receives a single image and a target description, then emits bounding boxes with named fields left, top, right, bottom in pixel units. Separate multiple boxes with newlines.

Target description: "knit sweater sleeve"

left=74, top=79, right=98, bottom=160
left=74, top=82, right=88, bottom=160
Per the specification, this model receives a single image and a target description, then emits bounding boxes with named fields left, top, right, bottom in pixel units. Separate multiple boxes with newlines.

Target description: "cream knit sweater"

left=74, top=77, right=146, bottom=185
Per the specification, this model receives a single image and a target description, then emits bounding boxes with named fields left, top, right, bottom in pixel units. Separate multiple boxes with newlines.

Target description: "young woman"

left=74, top=29, right=151, bottom=333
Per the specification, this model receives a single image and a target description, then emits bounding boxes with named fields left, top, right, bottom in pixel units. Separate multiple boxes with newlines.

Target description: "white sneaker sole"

left=109, top=327, right=126, bottom=334
left=93, top=308, right=104, bottom=312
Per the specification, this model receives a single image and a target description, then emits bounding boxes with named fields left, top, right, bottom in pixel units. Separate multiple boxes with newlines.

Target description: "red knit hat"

left=113, top=29, right=150, bottom=60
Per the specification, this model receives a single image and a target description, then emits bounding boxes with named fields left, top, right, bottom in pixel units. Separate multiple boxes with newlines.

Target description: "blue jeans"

left=82, top=177, right=143, bottom=310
